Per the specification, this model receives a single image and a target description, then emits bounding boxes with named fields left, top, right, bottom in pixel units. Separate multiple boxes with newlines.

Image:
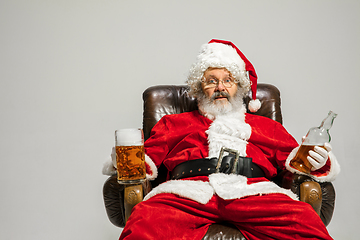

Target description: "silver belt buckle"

left=215, top=147, right=240, bottom=174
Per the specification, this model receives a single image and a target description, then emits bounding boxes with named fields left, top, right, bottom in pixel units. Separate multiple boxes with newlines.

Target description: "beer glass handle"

left=124, top=184, right=143, bottom=223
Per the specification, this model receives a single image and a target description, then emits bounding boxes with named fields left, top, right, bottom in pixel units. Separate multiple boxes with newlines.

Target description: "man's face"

left=201, top=68, right=238, bottom=106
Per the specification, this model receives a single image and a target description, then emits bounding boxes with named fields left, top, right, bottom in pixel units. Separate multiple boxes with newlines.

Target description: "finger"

left=307, top=156, right=324, bottom=170
left=313, top=146, right=329, bottom=159
left=308, top=150, right=325, bottom=163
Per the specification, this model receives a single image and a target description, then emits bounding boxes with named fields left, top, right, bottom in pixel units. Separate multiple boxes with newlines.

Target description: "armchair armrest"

left=103, top=175, right=125, bottom=227
left=103, top=175, right=151, bottom=227
left=280, top=172, right=335, bottom=226
left=124, top=184, right=143, bottom=222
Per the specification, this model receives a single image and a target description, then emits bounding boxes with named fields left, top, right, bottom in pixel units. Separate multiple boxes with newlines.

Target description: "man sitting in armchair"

left=104, top=39, right=340, bottom=240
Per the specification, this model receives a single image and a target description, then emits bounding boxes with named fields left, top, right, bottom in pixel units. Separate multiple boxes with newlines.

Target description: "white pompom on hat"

left=188, top=39, right=261, bottom=112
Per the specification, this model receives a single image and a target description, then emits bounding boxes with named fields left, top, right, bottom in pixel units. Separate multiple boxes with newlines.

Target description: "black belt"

left=170, top=156, right=265, bottom=180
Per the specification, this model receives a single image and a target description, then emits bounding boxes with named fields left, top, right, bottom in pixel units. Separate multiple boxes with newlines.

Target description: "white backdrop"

left=1, top=1, right=359, bottom=239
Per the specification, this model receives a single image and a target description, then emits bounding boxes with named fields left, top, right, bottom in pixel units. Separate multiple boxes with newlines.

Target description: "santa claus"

left=104, top=39, right=340, bottom=240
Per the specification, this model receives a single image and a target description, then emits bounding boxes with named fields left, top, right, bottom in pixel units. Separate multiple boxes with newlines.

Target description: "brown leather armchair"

left=103, top=84, right=335, bottom=240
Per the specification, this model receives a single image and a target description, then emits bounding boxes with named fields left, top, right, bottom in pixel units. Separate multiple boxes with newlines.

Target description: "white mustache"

left=211, top=91, right=230, bottom=101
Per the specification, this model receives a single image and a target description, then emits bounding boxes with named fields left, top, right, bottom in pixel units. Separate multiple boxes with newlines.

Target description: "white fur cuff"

left=145, top=154, right=158, bottom=181
left=102, top=147, right=117, bottom=176
left=102, top=159, right=116, bottom=176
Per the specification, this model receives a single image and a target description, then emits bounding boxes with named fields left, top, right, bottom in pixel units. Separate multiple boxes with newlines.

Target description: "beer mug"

left=115, top=128, right=146, bottom=184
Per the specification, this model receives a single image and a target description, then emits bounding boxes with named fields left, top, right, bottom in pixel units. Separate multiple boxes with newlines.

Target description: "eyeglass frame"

left=201, top=76, right=238, bottom=89
left=200, top=70, right=250, bottom=89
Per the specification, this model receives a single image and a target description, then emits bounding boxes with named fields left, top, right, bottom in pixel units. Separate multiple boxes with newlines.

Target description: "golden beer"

left=116, top=145, right=146, bottom=183
left=290, top=145, right=325, bottom=174
left=115, top=128, right=145, bottom=184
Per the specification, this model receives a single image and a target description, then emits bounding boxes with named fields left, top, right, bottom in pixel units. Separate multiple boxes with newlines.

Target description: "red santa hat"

left=187, top=39, right=261, bottom=112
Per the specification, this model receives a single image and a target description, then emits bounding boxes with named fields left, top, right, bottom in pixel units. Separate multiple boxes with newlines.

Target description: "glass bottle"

left=290, top=111, right=337, bottom=174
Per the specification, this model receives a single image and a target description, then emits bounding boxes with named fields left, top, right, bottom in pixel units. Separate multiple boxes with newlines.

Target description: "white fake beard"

left=197, top=90, right=245, bottom=120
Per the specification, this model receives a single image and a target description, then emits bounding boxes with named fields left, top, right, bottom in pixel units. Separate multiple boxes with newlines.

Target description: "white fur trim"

left=145, top=154, right=158, bottom=180
left=192, top=42, right=246, bottom=80
left=209, top=173, right=298, bottom=201
left=285, top=146, right=300, bottom=173
left=143, top=179, right=215, bottom=204
left=102, top=159, right=117, bottom=176
left=248, top=99, right=261, bottom=112
left=206, top=107, right=251, bottom=158
left=102, top=147, right=117, bottom=176
left=143, top=173, right=298, bottom=204
left=285, top=147, right=340, bottom=182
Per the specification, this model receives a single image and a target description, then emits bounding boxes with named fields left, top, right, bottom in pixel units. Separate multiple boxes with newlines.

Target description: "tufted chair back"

left=142, top=83, right=282, bottom=140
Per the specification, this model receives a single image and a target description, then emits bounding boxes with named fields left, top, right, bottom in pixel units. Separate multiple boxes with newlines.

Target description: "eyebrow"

left=206, top=74, right=230, bottom=79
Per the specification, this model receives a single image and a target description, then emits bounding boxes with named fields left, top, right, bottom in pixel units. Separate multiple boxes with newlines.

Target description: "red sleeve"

left=246, top=114, right=299, bottom=178
left=144, top=117, right=170, bottom=168
left=273, top=122, right=299, bottom=169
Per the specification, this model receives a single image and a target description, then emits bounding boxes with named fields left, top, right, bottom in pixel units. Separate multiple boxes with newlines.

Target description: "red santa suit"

left=120, top=106, right=339, bottom=240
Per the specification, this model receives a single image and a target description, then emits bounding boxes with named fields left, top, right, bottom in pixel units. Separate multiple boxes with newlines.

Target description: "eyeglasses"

left=201, top=77, right=236, bottom=89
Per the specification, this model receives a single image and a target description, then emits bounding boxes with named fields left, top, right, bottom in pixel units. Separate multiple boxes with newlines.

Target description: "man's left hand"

left=308, top=143, right=332, bottom=171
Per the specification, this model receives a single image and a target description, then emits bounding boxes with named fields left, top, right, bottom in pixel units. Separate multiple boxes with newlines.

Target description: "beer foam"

left=115, top=128, right=143, bottom=146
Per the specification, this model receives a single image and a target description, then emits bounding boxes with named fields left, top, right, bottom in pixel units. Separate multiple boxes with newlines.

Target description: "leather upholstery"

left=103, top=84, right=335, bottom=239
left=142, top=84, right=282, bottom=141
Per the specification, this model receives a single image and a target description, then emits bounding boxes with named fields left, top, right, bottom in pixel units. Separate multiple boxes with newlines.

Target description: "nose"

left=215, top=80, right=226, bottom=91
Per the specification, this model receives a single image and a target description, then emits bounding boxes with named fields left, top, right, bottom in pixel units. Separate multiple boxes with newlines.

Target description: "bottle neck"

left=320, top=111, right=337, bottom=130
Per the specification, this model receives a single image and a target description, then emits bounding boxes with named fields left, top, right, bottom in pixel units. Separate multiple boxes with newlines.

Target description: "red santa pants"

left=119, top=193, right=333, bottom=240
